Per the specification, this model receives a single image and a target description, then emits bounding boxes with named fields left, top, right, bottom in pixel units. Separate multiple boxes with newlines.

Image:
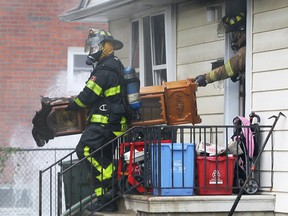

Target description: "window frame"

left=223, top=0, right=247, bottom=124
left=67, top=47, right=92, bottom=93
left=130, top=5, right=176, bottom=87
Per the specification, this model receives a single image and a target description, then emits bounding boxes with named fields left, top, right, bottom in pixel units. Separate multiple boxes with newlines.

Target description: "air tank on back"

left=123, top=66, right=141, bottom=111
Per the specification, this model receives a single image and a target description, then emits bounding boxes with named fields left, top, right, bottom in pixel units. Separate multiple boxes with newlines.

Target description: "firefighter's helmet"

left=84, top=29, right=123, bottom=53
left=217, top=13, right=246, bottom=51
left=222, top=12, right=246, bottom=33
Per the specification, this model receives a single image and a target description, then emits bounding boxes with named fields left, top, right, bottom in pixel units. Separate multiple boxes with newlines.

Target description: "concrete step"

left=123, top=193, right=275, bottom=215
left=63, top=193, right=275, bottom=216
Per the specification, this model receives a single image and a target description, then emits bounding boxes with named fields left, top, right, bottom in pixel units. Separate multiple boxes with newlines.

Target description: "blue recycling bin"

left=152, top=143, right=195, bottom=196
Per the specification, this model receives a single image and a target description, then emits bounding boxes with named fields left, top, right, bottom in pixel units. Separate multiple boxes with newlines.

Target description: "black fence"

left=38, top=124, right=274, bottom=216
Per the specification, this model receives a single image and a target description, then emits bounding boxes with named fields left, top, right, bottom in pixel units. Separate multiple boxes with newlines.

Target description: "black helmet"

left=217, top=13, right=246, bottom=51
left=84, top=29, right=123, bottom=53
left=222, top=12, right=246, bottom=33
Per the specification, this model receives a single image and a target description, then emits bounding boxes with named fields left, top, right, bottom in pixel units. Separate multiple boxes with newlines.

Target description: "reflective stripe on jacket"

left=205, top=47, right=246, bottom=83
left=70, top=55, right=127, bottom=131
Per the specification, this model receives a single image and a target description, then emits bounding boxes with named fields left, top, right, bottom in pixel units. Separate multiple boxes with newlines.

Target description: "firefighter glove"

left=195, top=75, right=208, bottom=87
left=65, top=99, right=80, bottom=111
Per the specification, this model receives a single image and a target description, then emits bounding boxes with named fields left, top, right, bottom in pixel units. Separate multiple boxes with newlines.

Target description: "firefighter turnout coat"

left=70, top=54, right=127, bottom=197
left=70, top=55, right=128, bottom=135
left=205, top=47, right=246, bottom=83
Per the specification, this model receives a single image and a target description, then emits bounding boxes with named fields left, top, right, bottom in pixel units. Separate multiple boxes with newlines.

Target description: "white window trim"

left=139, top=18, right=145, bottom=87
left=245, top=1, right=252, bottom=116
left=165, top=4, right=176, bottom=82
left=67, top=47, right=89, bottom=92
left=223, top=7, right=239, bottom=125
left=131, top=5, right=176, bottom=87
left=150, top=12, right=166, bottom=85
left=224, top=3, right=250, bottom=124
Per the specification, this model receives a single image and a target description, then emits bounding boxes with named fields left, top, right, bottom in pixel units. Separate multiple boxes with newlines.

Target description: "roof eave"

left=58, top=0, right=135, bottom=22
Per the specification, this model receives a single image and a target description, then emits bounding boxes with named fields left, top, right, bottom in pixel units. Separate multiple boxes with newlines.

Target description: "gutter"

left=58, top=0, right=135, bottom=22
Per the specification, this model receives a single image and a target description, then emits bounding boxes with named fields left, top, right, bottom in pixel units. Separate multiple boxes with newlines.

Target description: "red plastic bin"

left=197, top=155, right=236, bottom=195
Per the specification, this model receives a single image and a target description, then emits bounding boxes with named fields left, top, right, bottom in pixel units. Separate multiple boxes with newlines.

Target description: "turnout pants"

left=76, top=123, right=117, bottom=197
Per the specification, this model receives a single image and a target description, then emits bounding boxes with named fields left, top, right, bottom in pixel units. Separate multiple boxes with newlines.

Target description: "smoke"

left=5, top=68, right=93, bottom=215
left=45, top=70, right=68, bottom=98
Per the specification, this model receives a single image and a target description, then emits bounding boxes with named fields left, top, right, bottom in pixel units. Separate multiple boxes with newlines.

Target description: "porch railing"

left=39, top=124, right=273, bottom=216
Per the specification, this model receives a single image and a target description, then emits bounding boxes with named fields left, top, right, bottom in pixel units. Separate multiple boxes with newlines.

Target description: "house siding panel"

left=177, top=41, right=224, bottom=65
left=259, top=151, right=273, bottom=171
left=253, top=70, right=288, bottom=92
left=177, top=0, right=223, bottom=30
left=273, top=131, right=288, bottom=151
left=253, top=7, right=288, bottom=33
left=253, top=90, right=288, bottom=111
left=197, top=95, right=224, bottom=114
left=110, top=18, right=130, bottom=66
left=177, top=1, right=225, bottom=125
left=254, top=0, right=288, bottom=13
left=178, top=24, right=221, bottom=47
left=274, top=171, right=288, bottom=192
left=253, top=49, right=288, bottom=72
left=253, top=28, right=288, bottom=52
left=252, top=1, right=288, bottom=213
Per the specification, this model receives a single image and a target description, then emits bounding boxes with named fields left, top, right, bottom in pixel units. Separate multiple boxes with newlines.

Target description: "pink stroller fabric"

left=237, top=116, right=254, bottom=158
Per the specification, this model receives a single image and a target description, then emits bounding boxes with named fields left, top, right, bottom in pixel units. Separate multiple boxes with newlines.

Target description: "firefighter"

left=195, top=12, right=246, bottom=86
left=65, top=29, right=127, bottom=212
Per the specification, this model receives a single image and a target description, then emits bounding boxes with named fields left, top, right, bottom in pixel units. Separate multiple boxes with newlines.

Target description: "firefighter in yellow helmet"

left=195, top=13, right=246, bottom=86
left=65, top=29, right=127, bottom=212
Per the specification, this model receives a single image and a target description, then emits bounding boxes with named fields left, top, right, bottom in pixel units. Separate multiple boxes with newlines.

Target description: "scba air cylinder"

left=123, top=66, right=141, bottom=110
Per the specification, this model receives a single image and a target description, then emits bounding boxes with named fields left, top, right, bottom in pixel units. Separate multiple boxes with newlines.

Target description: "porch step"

left=123, top=193, right=275, bottom=215
left=72, top=193, right=275, bottom=216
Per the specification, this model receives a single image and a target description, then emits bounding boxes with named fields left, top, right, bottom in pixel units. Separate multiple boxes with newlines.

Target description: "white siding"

left=253, top=49, right=288, bottom=72
left=176, top=0, right=225, bottom=125
left=109, top=18, right=130, bottom=66
left=253, top=28, right=288, bottom=52
left=253, top=70, right=288, bottom=92
left=253, top=0, right=288, bottom=213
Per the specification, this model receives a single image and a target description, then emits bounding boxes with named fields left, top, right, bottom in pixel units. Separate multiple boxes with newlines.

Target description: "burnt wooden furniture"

left=32, top=79, right=201, bottom=146
left=32, top=97, right=88, bottom=147
left=132, top=78, right=201, bottom=126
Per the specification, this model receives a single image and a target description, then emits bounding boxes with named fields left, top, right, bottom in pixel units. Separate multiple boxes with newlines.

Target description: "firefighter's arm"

left=65, top=74, right=103, bottom=111
left=205, top=47, right=246, bottom=84
left=65, top=95, right=91, bottom=111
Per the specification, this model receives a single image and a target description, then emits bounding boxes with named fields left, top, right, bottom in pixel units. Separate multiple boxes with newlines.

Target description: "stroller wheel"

left=244, top=178, right=259, bottom=195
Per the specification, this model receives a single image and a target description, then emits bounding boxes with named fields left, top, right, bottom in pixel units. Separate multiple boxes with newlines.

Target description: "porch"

left=80, top=194, right=275, bottom=216
left=39, top=122, right=277, bottom=216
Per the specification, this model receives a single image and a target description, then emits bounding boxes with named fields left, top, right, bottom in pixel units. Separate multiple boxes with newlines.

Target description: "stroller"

left=231, top=112, right=261, bottom=195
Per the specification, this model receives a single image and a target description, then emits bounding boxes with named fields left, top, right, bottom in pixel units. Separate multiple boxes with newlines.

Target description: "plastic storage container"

left=152, top=143, right=195, bottom=196
left=197, top=155, right=235, bottom=195
left=60, top=159, right=94, bottom=209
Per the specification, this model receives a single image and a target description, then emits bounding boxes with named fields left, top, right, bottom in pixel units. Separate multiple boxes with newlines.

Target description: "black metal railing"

left=39, top=124, right=273, bottom=216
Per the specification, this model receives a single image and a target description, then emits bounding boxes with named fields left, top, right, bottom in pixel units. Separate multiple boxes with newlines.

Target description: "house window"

left=131, top=6, right=175, bottom=87
left=67, top=47, right=92, bottom=94
left=132, top=21, right=139, bottom=69
left=151, top=14, right=167, bottom=85
left=131, top=21, right=140, bottom=78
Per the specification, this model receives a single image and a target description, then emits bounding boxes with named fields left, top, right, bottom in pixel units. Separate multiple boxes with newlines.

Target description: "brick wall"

left=0, top=0, right=108, bottom=148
